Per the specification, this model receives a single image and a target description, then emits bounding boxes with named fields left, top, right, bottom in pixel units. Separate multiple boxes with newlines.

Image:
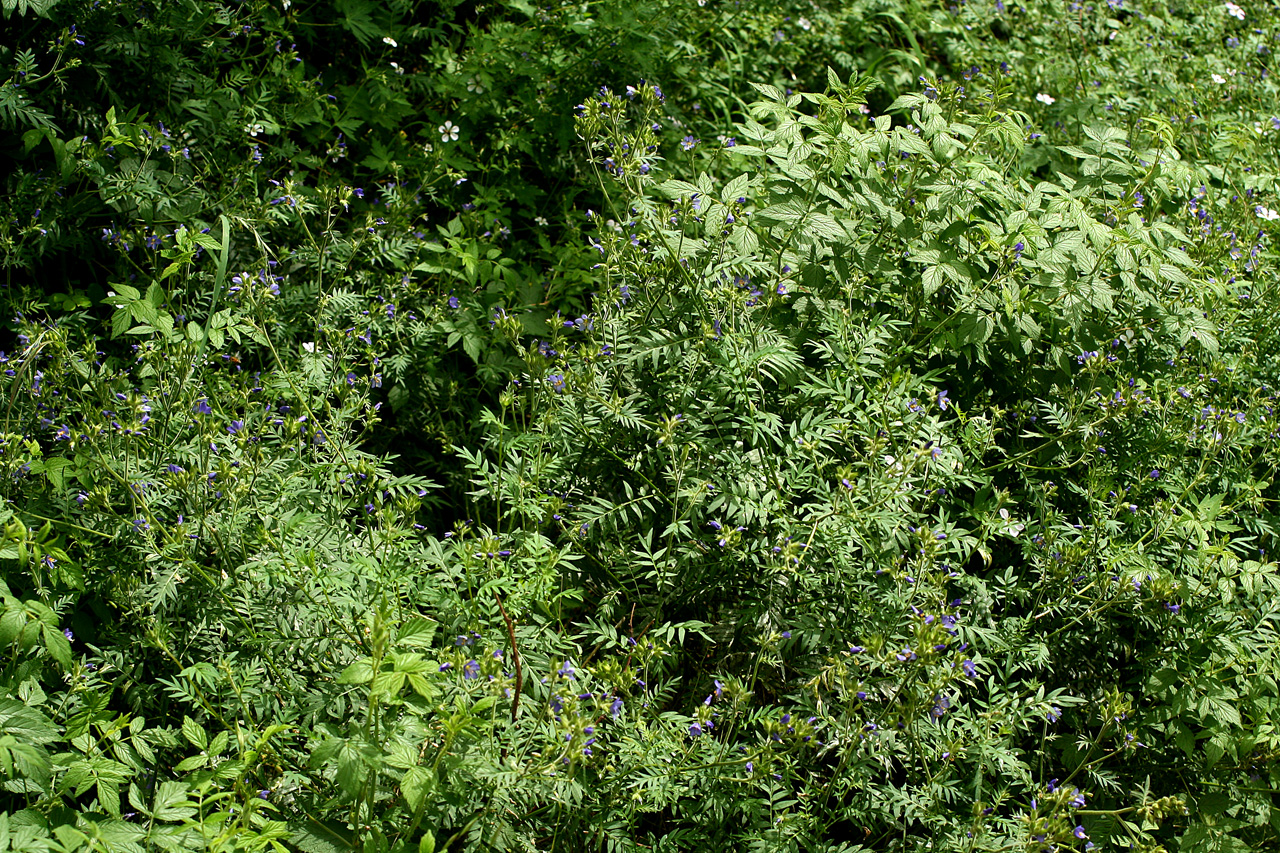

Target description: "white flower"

left=1224, top=1, right=1245, bottom=19
left=535, top=216, right=549, bottom=227
left=466, top=77, right=484, bottom=94
left=382, top=36, right=398, bottom=47
left=302, top=342, right=315, bottom=353
left=244, top=122, right=265, bottom=137
left=798, top=16, right=811, bottom=30
left=282, top=0, right=290, bottom=8
left=390, top=62, right=404, bottom=75
left=438, top=121, right=459, bottom=142
left=1212, top=73, right=1226, bottom=84
left=1257, top=206, right=1280, bottom=221
left=1035, top=93, right=1055, bottom=105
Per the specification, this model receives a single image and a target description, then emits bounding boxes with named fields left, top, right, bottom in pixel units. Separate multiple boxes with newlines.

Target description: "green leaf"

left=40, top=624, right=71, bottom=669
left=406, top=673, right=436, bottom=700
left=151, top=780, right=198, bottom=821
left=337, top=659, right=375, bottom=685
left=207, top=730, right=228, bottom=756
left=397, top=618, right=437, bottom=649
left=180, top=716, right=207, bottom=751
left=289, top=818, right=356, bottom=853
left=0, top=699, right=58, bottom=744
left=370, top=670, right=405, bottom=696
left=923, top=265, right=944, bottom=297
left=401, top=765, right=433, bottom=812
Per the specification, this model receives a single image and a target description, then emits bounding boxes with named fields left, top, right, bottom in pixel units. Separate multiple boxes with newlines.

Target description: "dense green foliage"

left=3, top=0, right=1280, bottom=850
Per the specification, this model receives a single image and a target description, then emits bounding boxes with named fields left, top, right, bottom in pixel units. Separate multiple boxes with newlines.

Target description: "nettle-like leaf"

left=0, top=0, right=63, bottom=20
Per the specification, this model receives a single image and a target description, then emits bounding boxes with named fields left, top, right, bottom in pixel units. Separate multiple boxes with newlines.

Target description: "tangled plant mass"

left=1, top=0, right=1280, bottom=850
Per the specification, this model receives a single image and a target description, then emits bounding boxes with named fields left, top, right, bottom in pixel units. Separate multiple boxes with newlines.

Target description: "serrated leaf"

left=181, top=716, right=206, bottom=750
left=397, top=618, right=437, bottom=649
left=923, top=265, right=944, bottom=297
left=401, top=765, right=433, bottom=812
left=337, top=659, right=374, bottom=685
left=40, top=624, right=71, bottom=669
left=370, top=670, right=405, bottom=696
left=406, top=673, right=436, bottom=699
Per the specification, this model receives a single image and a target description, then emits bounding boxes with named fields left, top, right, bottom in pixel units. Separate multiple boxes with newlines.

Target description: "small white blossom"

left=245, top=123, right=265, bottom=137
left=302, top=342, right=315, bottom=353
left=467, top=77, right=484, bottom=94
left=390, top=62, right=404, bottom=75
left=1212, top=73, right=1226, bottom=84
left=535, top=216, right=549, bottom=227
left=1035, top=93, right=1055, bottom=105
left=1257, top=206, right=1280, bottom=221
left=798, top=16, right=811, bottom=30
left=438, top=121, right=459, bottom=142
left=1224, top=1, right=1245, bottom=19
left=382, top=36, right=398, bottom=47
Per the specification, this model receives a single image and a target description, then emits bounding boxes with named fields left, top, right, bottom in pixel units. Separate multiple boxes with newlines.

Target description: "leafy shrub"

left=3, top=0, right=1280, bottom=850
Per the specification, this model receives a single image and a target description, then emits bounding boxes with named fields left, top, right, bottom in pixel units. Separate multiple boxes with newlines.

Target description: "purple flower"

left=689, top=722, right=703, bottom=737
left=962, top=659, right=976, bottom=677
left=611, top=697, right=624, bottom=717
left=937, top=390, right=949, bottom=411
left=194, top=399, right=212, bottom=415
left=557, top=661, right=575, bottom=679
left=463, top=659, right=480, bottom=679
left=1074, top=826, right=1088, bottom=840
left=227, top=420, right=244, bottom=434
left=681, top=136, right=698, bottom=151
